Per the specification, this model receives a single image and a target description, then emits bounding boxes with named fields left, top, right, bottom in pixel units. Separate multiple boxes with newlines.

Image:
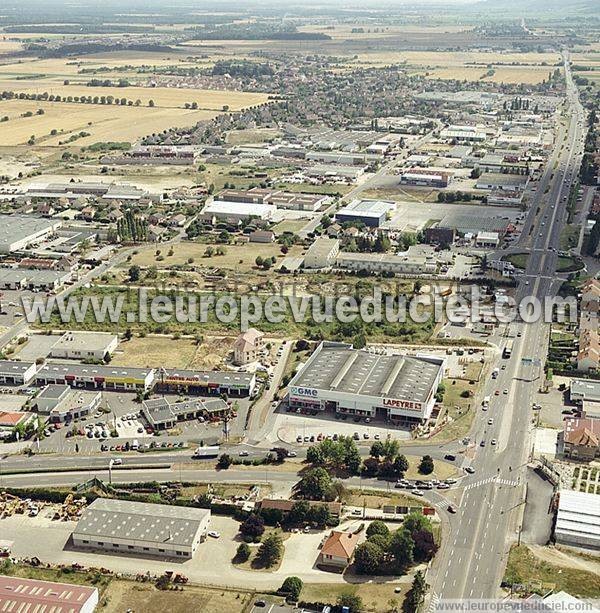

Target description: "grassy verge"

left=504, top=544, right=600, bottom=598
left=502, top=253, right=529, bottom=270
left=303, top=581, right=409, bottom=612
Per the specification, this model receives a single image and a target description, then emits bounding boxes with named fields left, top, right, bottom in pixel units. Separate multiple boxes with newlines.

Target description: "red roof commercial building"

left=0, top=575, right=99, bottom=613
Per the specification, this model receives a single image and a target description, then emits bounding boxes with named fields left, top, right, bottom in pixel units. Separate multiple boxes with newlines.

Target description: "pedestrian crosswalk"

left=464, top=476, right=519, bottom=491
left=428, top=592, right=441, bottom=613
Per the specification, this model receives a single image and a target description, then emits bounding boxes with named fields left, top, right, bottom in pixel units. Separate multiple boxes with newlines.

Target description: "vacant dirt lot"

left=111, top=335, right=233, bottom=370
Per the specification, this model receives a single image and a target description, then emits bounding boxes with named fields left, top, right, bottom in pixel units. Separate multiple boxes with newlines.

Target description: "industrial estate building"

left=336, top=251, right=438, bottom=275
left=0, top=214, right=62, bottom=253
left=304, top=237, right=340, bottom=269
left=72, top=498, right=211, bottom=558
left=554, top=489, right=600, bottom=550
left=215, top=188, right=327, bottom=211
left=288, top=342, right=445, bottom=424
left=36, top=363, right=156, bottom=391
left=0, top=359, right=37, bottom=385
left=336, top=199, right=395, bottom=228
left=142, top=396, right=229, bottom=429
left=0, top=575, right=99, bottom=613
left=201, top=200, right=274, bottom=225
left=33, top=384, right=102, bottom=423
left=156, top=368, right=256, bottom=397
left=49, top=331, right=119, bottom=362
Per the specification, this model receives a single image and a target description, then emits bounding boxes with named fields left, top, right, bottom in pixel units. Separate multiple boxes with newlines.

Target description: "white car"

left=112, top=458, right=122, bottom=465
left=491, top=439, right=497, bottom=446
left=239, top=450, right=249, bottom=457
left=488, top=418, right=494, bottom=425
left=464, top=466, right=475, bottom=474
left=208, top=531, right=220, bottom=539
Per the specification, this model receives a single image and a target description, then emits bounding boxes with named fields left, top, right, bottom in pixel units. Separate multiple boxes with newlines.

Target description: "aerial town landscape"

left=0, top=0, right=598, bottom=611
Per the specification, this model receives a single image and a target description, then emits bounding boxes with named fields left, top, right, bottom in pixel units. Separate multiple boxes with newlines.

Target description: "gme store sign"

left=290, top=387, right=318, bottom=397
left=382, top=398, right=423, bottom=411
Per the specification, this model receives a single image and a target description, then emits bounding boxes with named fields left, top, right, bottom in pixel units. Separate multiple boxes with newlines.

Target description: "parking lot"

left=37, top=391, right=232, bottom=454
left=271, top=407, right=413, bottom=445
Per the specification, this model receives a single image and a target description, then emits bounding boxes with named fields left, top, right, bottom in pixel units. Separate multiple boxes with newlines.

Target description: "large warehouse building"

left=73, top=498, right=211, bottom=559
left=0, top=214, right=62, bottom=253
left=288, top=342, right=445, bottom=425
left=554, top=489, right=600, bottom=550
left=336, top=199, right=395, bottom=228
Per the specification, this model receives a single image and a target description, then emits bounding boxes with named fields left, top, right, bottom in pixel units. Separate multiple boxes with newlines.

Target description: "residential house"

left=317, top=530, right=360, bottom=569
left=562, top=416, right=600, bottom=461
left=233, top=328, right=265, bottom=365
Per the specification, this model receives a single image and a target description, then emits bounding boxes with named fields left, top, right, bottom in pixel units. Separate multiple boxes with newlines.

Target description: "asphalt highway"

left=427, top=52, right=586, bottom=606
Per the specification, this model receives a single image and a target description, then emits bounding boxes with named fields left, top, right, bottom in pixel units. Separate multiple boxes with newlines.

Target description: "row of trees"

left=0, top=89, right=153, bottom=107
left=305, top=437, right=435, bottom=481
left=116, top=212, right=148, bottom=243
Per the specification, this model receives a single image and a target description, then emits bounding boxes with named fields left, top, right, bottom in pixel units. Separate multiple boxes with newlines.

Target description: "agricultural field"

left=418, top=65, right=554, bottom=84
left=0, top=98, right=220, bottom=146
left=0, top=82, right=269, bottom=110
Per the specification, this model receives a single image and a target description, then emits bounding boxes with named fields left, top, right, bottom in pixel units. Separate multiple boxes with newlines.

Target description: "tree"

left=418, top=455, right=434, bottom=475
left=235, top=542, right=251, bottom=562
left=404, top=570, right=427, bottom=612
left=240, top=514, right=265, bottom=541
left=217, top=453, right=233, bottom=469
left=306, top=504, right=330, bottom=527
left=128, top=265, right=140, bottom=282
left=257, top=533, right=283, bottom=567
left=354, top=541, right=384, bottom=575
left=413, top=529, right=438, bottom=561
left=306, top=445, right=324, bottom=465
left=294, top=467, right=332, bottom=501
left=287, top=500, right=310, bottom=525
left=280, top=576, right=303, bottom=601
left=389, top=528, right=414, bottom=569
left=394, top=454, right=409, bottom=476
left=148, top=99, right=155, bottom=107
left=366, top=520, right=390, bottom=539
left=337, top=592, right=364, bottom=613
left=403, top=513, right=432, bottom=535
left=369, top=441, right=385, bottom=458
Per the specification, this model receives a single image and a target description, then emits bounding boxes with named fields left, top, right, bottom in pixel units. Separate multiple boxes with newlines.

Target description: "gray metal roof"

left=290, top=342, right=441, bottom=403
left=0, top=359, right=35, bottom=376
left=74, top=498, right=210, bottom=547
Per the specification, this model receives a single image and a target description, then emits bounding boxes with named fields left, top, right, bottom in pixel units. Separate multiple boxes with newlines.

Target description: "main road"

left=427, top=53, right=586, bottom=606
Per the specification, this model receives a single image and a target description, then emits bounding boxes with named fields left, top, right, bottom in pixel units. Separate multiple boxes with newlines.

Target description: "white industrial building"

left=304, top=237, right=340, bottom=269
left=336, top=251, right=438, bottom=275
left=0, top=359, right=37, bottom=385
left=201, top=200, right=274, bottom=225
left=50, top=331, right=119, bottom=361
left=288, top=342, right=445, bottom=425
left=73, top=498, right=211, bottom=559
left=554, top=489, right=600, bottom=550
left=0, top=215, right=62, bottom=253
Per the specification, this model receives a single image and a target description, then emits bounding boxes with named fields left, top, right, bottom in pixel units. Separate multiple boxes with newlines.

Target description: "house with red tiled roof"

left=317, top=530, right=360, bottom=569
left=563, top=416, right=600, bottom=461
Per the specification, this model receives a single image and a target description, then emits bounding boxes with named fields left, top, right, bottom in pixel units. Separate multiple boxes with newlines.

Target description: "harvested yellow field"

left=417, top=65, right=553, bottom=84
left=0, top=99, right=219, bottom=146
left=347, top=50, right=560, bottom=68
left=0, top=40, right=24, bottom=55
left=0, top=81, right=270, bottom=110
